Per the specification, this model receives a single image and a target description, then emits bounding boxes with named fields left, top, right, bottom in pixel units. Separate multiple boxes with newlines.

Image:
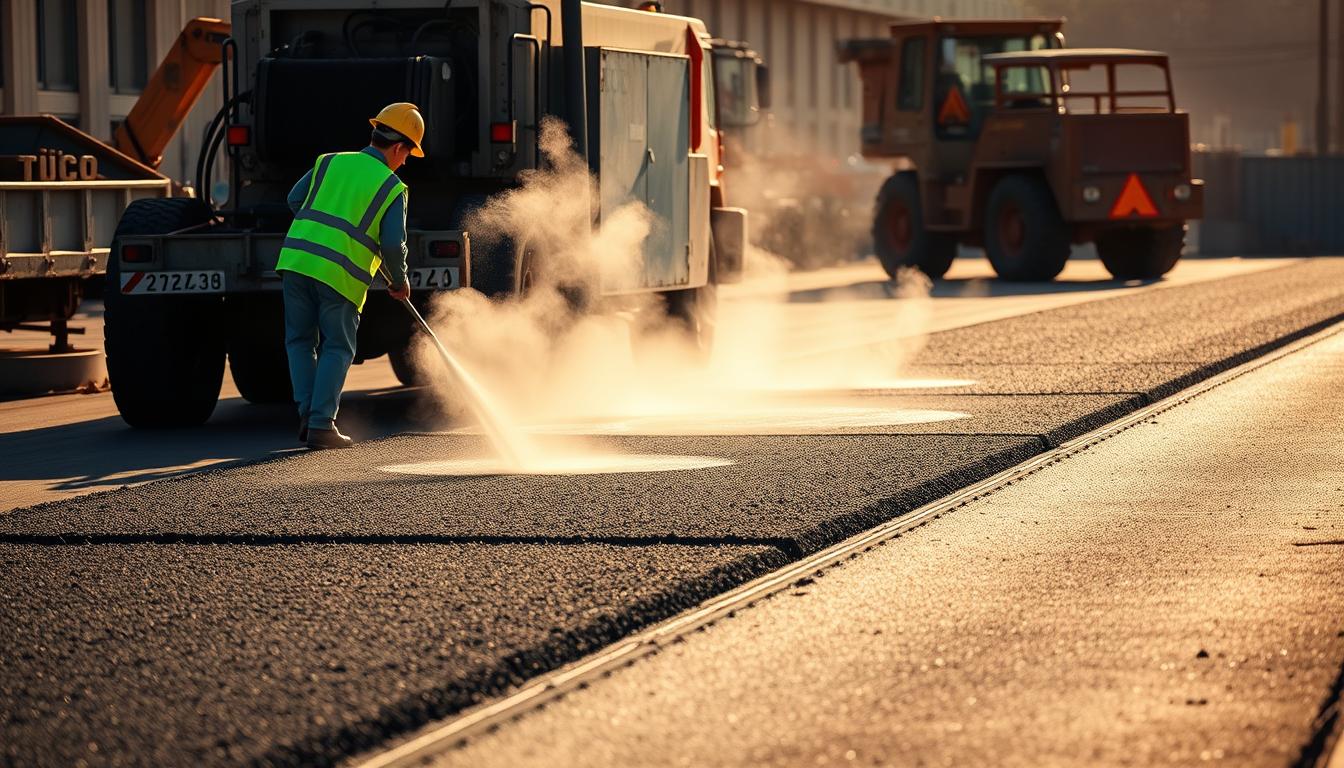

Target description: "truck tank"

left=103, top=0, right=751, bottom=427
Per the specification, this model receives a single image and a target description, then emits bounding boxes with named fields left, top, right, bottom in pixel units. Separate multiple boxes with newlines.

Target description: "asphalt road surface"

left=0, top=256, right=1285, bottom=511
left=2, top=255, right=1342, bottom=766
left=433, top=310, right=1344, bottom=768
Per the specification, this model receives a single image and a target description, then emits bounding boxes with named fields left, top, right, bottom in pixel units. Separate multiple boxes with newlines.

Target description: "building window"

left=109, top=0, right=149, bottom=94
left=37, top=0, right=79, bottom=91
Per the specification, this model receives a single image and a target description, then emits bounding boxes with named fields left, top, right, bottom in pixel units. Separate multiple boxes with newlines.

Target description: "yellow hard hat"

left=369, top=102, right=426, bottom=158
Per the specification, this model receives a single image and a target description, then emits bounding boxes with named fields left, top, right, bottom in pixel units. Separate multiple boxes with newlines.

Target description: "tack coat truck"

left=106, top=0, right=750, bottom=427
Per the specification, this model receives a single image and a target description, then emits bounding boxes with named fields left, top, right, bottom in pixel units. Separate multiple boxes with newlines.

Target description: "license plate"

left=407, top=267, right=459, bottom=290
left=120, top=270, right=224, bottom=295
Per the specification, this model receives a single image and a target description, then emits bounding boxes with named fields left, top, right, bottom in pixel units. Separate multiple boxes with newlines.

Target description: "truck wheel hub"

left=998, top=205, right=1026, bottom=253
left=886, top=202, right=912, bottom=250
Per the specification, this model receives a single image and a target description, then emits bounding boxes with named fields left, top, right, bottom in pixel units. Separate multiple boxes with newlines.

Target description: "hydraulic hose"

left=195, top=91, right=250, bottom=207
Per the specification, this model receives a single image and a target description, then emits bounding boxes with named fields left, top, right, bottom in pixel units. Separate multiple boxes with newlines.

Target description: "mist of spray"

left=407, top=118, right=946, bottom=464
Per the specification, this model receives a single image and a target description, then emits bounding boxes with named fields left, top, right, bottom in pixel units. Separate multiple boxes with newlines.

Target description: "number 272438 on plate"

left=120, top=271, right=224, bottom=295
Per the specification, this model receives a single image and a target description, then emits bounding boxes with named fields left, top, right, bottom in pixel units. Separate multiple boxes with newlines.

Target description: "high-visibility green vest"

left=277, top=151, right=407, bottom=311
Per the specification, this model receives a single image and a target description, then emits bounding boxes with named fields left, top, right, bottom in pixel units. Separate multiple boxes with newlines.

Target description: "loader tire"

left=872, top=172, right=957, bottom=280
left=1096, top=225, right=1185, bottom=280
left=984, top=175, right=1070, bottom=282
left=226, top=294, right=293, bottom=404
left=105, top=198, right=226, bottom=428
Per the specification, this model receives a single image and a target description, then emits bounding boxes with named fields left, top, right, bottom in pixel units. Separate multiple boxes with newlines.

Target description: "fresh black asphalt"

left=2, top=258, right=1343, bottom=767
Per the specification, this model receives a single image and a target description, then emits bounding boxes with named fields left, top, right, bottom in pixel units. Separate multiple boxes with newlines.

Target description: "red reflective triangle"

left=938, top=87, right=971, bottom=125
left=1110, top=173, right=1159, bottom=219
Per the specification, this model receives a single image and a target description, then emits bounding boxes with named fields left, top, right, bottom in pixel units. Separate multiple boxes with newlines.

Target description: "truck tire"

left=105, top=198, right=225, bottom=428
left=388, top=342, right=429, bottom=387
left=470, top=236, right=534, bottom=297
left=984, top=175, right=1070, bottom=282
left=225, top=294, right=293, bottom=404
left=872, top=172, right=957, bottom=280
left=1096, top=225, right=1185, bottom=280
left=661, top=281, right=717, bottom=362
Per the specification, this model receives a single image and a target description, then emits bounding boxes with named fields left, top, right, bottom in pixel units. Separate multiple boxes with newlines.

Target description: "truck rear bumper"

left=113, top=229, right=471, bottom=295
left=1064, top=175, right=1204, bottom=224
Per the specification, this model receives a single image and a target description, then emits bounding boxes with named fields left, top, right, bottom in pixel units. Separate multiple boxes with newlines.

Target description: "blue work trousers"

left=281, top=271, right=361, bottom=431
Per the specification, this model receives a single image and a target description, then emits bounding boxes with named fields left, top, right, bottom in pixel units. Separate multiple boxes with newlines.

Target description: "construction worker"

left=277, top=102, right=424, bottom=450
left=635, top=1, right=662, bottom=11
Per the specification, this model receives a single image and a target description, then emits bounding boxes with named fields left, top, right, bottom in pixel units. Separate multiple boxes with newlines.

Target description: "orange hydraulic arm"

left=112, top=17, right=232, bottom=169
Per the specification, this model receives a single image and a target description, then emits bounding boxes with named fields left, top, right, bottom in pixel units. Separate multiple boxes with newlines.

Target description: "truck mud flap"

left=712, top=206, right=748, bottom=284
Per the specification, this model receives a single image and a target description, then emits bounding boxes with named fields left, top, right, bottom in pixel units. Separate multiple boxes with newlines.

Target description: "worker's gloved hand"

left=388, top=282, right=411, bottom=301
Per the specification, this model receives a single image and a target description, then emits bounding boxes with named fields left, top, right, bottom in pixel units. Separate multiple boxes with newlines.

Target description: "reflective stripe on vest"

left=276, top=152, right=406, bottom=311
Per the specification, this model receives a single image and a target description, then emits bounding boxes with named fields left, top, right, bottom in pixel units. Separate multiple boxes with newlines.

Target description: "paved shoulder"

left=433, top=328, right=1344, bottom=768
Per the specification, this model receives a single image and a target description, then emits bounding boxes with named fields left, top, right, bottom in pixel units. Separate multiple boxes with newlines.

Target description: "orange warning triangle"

left=1110, top=173, right=1159, bottom=219
left=937, top=87, right=971, bottom=126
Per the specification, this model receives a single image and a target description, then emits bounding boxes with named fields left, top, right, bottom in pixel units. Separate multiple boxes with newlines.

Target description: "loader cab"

left=924, top=21, right=1061, bottom=184
left=840, top=19, right=1063, bottom=182
left=934, top=32, right=1057, bottom=140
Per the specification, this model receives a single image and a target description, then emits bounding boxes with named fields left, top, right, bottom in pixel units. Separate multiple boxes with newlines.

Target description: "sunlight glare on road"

left=381, top=453, right=735, bottom=477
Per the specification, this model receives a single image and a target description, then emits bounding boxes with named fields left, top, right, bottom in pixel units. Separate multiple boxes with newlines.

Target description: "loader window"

left=897, top=37, right=925, bottom=111
left=1113, top=63, right=1172, bottom=112
left=1060, top=61, right=1174, bottom=114
left=998, top=65, right=1053, bottom=110
left=936, top=34, right=1051, bottom=138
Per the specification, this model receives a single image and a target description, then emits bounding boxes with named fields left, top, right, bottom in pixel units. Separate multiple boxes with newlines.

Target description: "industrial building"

left=0, top=0, right=1020, bottom=188
left=0, top=0, right=229, bottom=185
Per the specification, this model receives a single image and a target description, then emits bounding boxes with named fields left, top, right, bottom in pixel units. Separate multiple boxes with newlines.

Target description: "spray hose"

left=377, top=266, right=524, bottom=467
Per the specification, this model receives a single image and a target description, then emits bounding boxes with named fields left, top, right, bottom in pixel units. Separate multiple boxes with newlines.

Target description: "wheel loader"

left=839, top=19, right=1203, bottom=282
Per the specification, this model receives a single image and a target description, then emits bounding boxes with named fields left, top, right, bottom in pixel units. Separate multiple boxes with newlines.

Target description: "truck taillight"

left=122, top=244, right=153, bottom=263
left=429, top=240, right=461, bottom=259
left=1172, top=183, right=1192, bottom=202
left=490, top=122, right=516, bottom=144
left=226, top=125, right=251, bottom=146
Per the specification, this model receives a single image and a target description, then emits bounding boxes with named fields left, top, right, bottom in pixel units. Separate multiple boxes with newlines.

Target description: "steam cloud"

left=409, top=118, right=936, bottom=441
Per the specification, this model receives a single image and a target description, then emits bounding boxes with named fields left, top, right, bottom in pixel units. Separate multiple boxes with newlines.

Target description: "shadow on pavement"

left=0, top=387, right=445, bottom=506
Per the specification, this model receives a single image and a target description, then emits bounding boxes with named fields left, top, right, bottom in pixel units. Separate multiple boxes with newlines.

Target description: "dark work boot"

left=298, top=413, right=309, bottom=444
left=306, top=426, right=354, bottom=450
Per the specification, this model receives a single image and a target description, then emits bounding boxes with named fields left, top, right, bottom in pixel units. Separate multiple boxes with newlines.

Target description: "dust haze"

left=403, top=119, right=958, bottom=472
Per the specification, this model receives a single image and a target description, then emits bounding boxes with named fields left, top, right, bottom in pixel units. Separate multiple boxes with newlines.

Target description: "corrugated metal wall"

left=1196, top=153, right=1344, bottom=256
left=1239, top=157, right=1344, bottom=255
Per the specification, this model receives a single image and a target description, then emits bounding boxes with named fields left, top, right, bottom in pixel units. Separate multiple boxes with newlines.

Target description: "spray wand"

left=378, top=265, right=525, bottom=468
